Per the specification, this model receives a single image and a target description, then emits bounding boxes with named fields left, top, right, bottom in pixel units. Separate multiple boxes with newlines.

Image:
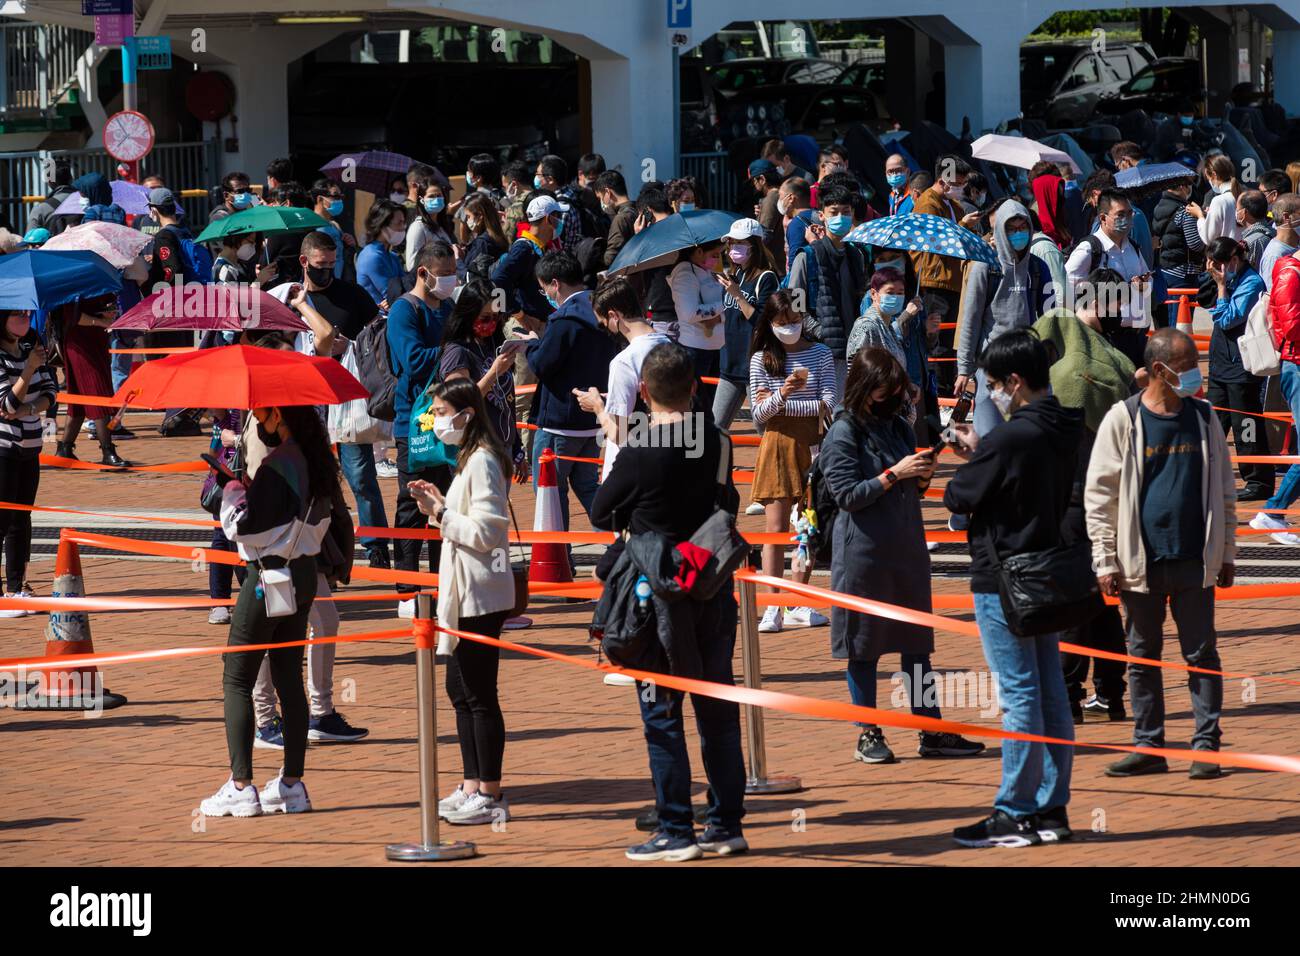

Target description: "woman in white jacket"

left=669, top=242, right=726, bottom=412
left=1188, top=154, right=1242, bottom=246
left=408, top=377, right=516, bottom=826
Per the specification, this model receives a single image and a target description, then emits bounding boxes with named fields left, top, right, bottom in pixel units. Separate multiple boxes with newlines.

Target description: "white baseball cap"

left=726, top=218, right=765, bottom=240
left=527, top=195, right=565, bottom=221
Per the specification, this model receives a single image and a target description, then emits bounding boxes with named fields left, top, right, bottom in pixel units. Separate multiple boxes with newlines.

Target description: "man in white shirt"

left=1065, top=190, right=1153, bottom=367
left=574, top=276, right=672, bottom=479
left=1261, top=195, right=1300, bottom=292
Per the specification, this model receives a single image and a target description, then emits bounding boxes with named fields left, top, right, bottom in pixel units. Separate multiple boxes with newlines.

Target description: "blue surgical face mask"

left=1180, top=115, right=1194, bottom=127
left=1224, top=267, right=1238, bottom=285
left=533, top=175, right=544, bottom=190
left=1163, top=363, right=1203, bottom=398
left=678, top=202, right=695, bottom=212
left=232, top=192, right=253, bottom=209
left=878, top=293, right=905, bottom=315
left=825, top=214, right=852, bottom=238
left=326, top=198, right=344, bottom=218
left=553, top=215, right=565, bottom=238
left=886, top=172, right=907, bottom=189
left=466, top=172, right=477, bottom=188
left=422, top=196, right=445, bottom=214
left=1008, top=230, right=1031, bottom=251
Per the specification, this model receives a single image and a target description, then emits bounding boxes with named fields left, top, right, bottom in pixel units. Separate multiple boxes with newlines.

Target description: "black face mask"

left=305, top=264, right=333, bottom=287
left=256, top=421, right=282, bottom=448
left=869, top=391, right=904, bottom=419
left=1099, top=313, right=1123, bottom=337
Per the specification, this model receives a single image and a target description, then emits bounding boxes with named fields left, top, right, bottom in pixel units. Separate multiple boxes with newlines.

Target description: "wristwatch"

left=882, top=468, right=897, bottom=486
left=435, top=505, right=447, bottom=524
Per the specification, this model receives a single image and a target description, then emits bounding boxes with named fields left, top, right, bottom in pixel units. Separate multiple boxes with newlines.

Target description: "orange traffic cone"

left=33, top=531, right=126, bottom=710
left=528, top=448, right=574, bottom=588
left=1175, top=292, right=1195, bottom=336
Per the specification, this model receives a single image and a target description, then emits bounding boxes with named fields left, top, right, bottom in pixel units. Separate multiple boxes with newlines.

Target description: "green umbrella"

left=194, top=205, right=328, bottom=243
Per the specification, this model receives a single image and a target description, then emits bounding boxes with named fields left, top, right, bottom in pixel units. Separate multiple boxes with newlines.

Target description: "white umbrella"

left=970, top=133, right=1082, bottom=174
left=41, top=221, right=153, bottom=270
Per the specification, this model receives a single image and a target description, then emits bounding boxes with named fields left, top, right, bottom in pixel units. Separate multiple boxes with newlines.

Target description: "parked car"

left=835, top=60, right=890, bottom=121
left=1021, top=41, right=1155, bottom=127
left=708, top=57, right=842, bottom=95
left=1094, top=57, right=1207, bottom=119
left=719, top=83, right=893, bottom=147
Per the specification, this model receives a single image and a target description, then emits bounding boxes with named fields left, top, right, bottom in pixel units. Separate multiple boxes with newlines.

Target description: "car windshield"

left=710, top=62, right=784, bottom=91
left=1021, top=47, right=1074, bottom=94
left=1126, top=62, right=1190, bottom=94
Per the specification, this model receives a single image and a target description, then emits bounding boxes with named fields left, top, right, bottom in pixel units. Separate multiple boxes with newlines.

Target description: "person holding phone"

left=0, top=309, right=55, bottom=615
left=714, top=218, right=779, bottom=428
left=748, top=290, right=838, bottom=633
left=668, top=240, right=726, bottom=413
left=820, top=347, right=984, bottom=764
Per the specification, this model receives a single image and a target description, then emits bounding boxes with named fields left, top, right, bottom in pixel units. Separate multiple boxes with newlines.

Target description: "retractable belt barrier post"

left=737, top=575, right=802, bottom=795
left=385, top=593, right=476, bottom=862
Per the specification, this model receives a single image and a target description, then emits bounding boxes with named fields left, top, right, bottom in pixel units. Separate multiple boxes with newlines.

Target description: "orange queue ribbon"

left=1, top=617, right=1295, bottom=776
left=40, top=454, right=208, bottom=473
left=107, top=347, right=199, bottom=355
left=0, top=591, right=434, bottom=613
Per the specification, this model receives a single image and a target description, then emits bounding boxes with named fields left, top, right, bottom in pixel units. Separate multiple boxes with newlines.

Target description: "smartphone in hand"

left=201, top=452, right=238, bottom=485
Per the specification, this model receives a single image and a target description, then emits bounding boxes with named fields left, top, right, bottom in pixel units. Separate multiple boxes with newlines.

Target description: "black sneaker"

left=111, top=425, right=136, bottom=440
left=634, top=804, right=708, bottom=831
left=1107, top=702, right=1128, bottom=722
left=854, top=727, right=896, bottom=764
left=1189, top=760, right=1224, bottom=780
left=368, top=549, right=391, bottom=570
left=1070, top=700, right=1084, bottom=725
left=1082, top=693, right=1109, bottom=714
left=1104, top=752, right=1169, bottom=777
left=953, top=810, right=1042, bottom=848
left=1036, top=805, right=1074, bottom=843
left=308, top=710, right=368, bottom=742
left=697, top=826, right=748, bottom=856
left=918, top=731, right=985, bottom=758
left=625, top=831, right=701, bottom=862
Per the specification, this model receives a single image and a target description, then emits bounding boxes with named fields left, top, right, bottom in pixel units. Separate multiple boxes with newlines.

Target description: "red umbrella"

left=111, top=285, right=307, bottom=332
left=112, top=344, right=368, bottom=409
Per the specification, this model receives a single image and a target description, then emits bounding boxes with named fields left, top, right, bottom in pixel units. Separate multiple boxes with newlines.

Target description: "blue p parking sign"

left=667, top=0, right=690, bottom=29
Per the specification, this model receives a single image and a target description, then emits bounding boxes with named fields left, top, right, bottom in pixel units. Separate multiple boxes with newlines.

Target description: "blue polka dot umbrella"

left=845, top=213, right=1000, bottom=269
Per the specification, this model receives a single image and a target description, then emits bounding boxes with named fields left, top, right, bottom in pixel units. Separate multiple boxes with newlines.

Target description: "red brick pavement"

left=2, top=415, right=1299, bottom=866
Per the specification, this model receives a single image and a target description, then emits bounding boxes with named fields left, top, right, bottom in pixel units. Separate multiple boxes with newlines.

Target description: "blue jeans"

left=635, top=593, right=746, bottom=837
left=847, top=653, right=942, bottom=727
left=531, top=430, right=600, bottom=530
left=108, top=330, right=140, bottom=393
left=973, top=592, right=1073, bottom=818
left=338, top=441, right=390, bottom=555
left=1264, top=359, right=1300, bottom=511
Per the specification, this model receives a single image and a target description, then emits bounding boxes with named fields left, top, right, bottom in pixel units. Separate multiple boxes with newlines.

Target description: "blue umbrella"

left=606, top=209, right=742, bottom=276
left=846, top=214, right=1000, bottom=269
left=1115, top=161, right=1197, bottom=198
left=0, top=249, right=123, bottom=311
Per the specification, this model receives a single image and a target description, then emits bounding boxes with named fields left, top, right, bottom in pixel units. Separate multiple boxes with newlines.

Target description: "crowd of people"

left=3, top=129, right=1295, bottom=857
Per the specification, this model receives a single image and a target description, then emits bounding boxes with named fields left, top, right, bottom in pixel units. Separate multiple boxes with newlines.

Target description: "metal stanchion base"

left=385, top=840, right=477, bottom=862
left=746, top=774, right=802, bottom=795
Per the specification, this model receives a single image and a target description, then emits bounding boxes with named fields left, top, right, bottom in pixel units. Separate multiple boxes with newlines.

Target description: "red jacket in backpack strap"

left=1270, top=256, right=1300, bottom=361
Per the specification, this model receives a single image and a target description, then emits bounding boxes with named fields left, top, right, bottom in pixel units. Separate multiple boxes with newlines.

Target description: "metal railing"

left=0, top=19, right=93, bottom=114
left=680, top=150, right=738, bottom=213
left=0, top=141, right=221, bottom=231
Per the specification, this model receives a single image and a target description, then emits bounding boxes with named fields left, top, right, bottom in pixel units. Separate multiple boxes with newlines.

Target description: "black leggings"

left=0, top=455, right=40, bottom=592
left=394, top=437, right=449, bottom=594
left=445, top=609, right=510, bottom=782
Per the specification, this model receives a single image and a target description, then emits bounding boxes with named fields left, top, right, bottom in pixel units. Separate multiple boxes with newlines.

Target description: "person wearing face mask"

left=0, top=310, right=55, bottom=614
left=667, top=177, right=699, bottom=214
left=779, top=177, right=814, bottom=272
left=910, top=156, right=979, bottom=365
left=847, top=272, right=929, bottom=429
left=199, top=403, right=338, bottom=818
left=405, top=177, right=455, bottom=272
left=748, top=290, right=838, bottom=634
left=406, top=378, right=517, bottom=826
left=310, top=178, right=353, bottom=281
left=810, top=146, right=849, bottom=209
left=1154, top=176, right=1201, bottom=326
left=595, top=170, right=636, bottom=269
left=713, top=219, right=780, bottom=429
left=1085, top=328, right=1235, bottom=781
left=1186, top=154, right=1242, bottom=246
left=944, top=331, right=1083, bottom=847
left=212, top=233, right=276, bottom=298
left=1235, top=189, right=1273, bottom=271
left=355, top=200, right=407, bottom=307
left=458, top=192, right=508, bottom=284
left=501, top=161, right=534, bottom=240
left=668, top=240, right=727, bottom=412
left=957, top=201, right=1052, bottom=437
left=884, top=154, right=914, bottom=217
left=787, top=186, right=867, bottom=394
left=208, top=171, right=253, bottom=229
left=388, top=174, right=409, bottom=208
left=387, top=242, right=459, bottom=616
left=535, top=154, right=587, bottom=251
left=1203, top=237, right=1272, bottom=501
left=820, top=347, right=985, bottom=765
left=1259, top=194, right=1300, bottom=292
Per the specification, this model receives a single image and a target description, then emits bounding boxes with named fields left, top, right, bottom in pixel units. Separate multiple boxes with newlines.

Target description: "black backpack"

left=354, top=301, right=407, bottom=423
left=805, top=417, right=859, bottom=565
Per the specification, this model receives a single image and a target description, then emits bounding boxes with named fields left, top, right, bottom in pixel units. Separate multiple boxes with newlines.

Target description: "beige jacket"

left=1084, top=394, right=1236, bottom=593
left=436, top=447, right=515, bottom=653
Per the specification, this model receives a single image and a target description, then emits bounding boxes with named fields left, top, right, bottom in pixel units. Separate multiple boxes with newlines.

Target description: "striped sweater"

left=0, top=342, right=56, bottom=458
left=747, top=343, right=838, bottom=425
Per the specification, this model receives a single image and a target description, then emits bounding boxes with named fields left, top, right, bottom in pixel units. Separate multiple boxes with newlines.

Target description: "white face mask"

left=773, top=323, right=802, bottom=345
left=389, top=191, right=407, bottom=204
left=431, top=275, right=457, bottom=300
left=432, top=412, right=467, bottom=445
left=989, top=385, right=1014, bottom=420
left=236, top=242, right=255, bottom=262
left=384, top=226, right=405, bottom=246
left=777, top=196, right=791, bottom=216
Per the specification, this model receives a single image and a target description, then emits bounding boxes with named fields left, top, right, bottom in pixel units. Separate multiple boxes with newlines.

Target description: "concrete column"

left=587, top=40, right=675, bottom=198
left=940, top=10, right=1031, bottom=135
left=1274, top=28, right=1300, bottom=117
left=882, top=23, right=929, bottom=131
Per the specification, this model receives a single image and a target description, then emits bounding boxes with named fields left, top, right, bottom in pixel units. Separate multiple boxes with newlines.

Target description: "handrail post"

left=738, top=574, right=802, bottom=794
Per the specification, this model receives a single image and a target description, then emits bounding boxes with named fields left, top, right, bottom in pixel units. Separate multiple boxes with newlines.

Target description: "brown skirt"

left=752, top=414, right=822, bottom=503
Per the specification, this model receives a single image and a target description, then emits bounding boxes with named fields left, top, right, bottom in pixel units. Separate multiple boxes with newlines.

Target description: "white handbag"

left=254, top=498, right=315, bottom=619
left=1240, top=292, right=1281, bottom=377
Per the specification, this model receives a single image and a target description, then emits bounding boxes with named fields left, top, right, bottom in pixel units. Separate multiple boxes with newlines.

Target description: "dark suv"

left=1094, top=57, right=1206, bottom=118
left=1021, top=41, right=1155, bottom=127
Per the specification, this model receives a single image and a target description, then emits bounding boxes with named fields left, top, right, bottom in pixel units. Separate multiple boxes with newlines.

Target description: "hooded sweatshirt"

left=943, top=396, right=1084, bottom=592
left=956, top=201, right=1047, bottom=376
left=1032, top=308, right=1135, bottom=434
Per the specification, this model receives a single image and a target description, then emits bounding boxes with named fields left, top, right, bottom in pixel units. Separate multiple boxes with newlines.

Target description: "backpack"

left=1070, top=234, right=1106, bottom=276
left=781, top=245, right=819, bottom=321
left=161, top=225, right=213, bottom=284
left=354, top=300, right=406, bottom=423
left=805, top=416, right=858, bottom=565
left=571, top=235, right=607, bottom=288
left=1240, top=291, right=1280, bottom=377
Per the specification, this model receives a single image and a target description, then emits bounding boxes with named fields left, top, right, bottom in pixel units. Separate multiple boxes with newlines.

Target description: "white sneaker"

left=445, top=791, right=509, bottom=826
left=398, top=598, right=415, bottom=619
left=926, top=541, right=938, bottom=552
left=199, top=777, right=263, bottom=817
left=375, top=460, right=399, bottom=479
left=11, top=590, right=36, bottom=616
left=745, top=502, right=765, bottom=516
left=438, top=785, right=471, bottom=816
left=604, top=671, right=637, bottom=686
left=259, top=773, right=312, bottom=813
left=208, top=606, right=231, bottom=625
left=758, top=606, right=783, bottom=633
left=1250, top=511, right=1300, bottom=546
left=784, top=606, right=829, bottom=627
left=0, top=593, right=27, bottom=619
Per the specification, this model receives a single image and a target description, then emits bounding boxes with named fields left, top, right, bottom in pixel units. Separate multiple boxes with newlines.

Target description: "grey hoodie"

left=957, top=200, right=1038, bottom=375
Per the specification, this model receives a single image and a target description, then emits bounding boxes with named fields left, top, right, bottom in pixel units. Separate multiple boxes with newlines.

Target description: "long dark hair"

left=728, top=234, right=777, bottom=278
left=441, top=280, right=503, bottom=348
left=431, top=377, right=512, bottom=481
left=750, top=288, right=802, bottom=377
left=843, top=347, right=909, bottom=424
left=364, top=199, right=404, bottom=245
left=278, top=404, right=342, bottom=501
left=463, top=192, right=507, bottom=252
left=415, top=177, right=454, bottom=235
